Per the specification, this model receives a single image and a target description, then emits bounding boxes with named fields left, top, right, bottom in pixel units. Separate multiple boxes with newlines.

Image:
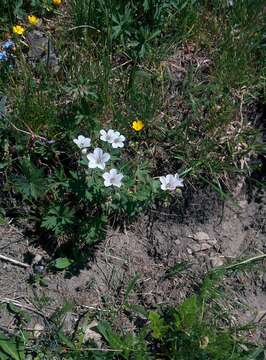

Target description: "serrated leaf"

left=148, top=311, right=168, bottom=339
left=41, top=215, right=57, bottom=230
left=177, top=295, right=199, bottom=329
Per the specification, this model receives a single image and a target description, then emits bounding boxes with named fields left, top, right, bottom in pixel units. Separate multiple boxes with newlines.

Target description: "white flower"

left=73, top=135, right=91, bottom=149
left=111, top=131, right=125, bottom=148
left=87, top=147, right=110, bottom=170
left=100, top=129, right=125, bottom=148
left=103, top=169, right=123, bottom=188
left=100, top=129, right=116, bottom=143
left=159, top=174, right=184, bottom=191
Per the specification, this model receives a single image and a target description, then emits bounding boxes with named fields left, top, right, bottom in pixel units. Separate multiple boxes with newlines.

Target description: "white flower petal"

left=98, top=163, right=105, bottom=170
left=117, top=174, right=124, bottom=181
left=159, top=176, right=166, bottom=186
left=104, top=179, right=111, bottom=187
left=73, top=135, right=91, bottom=149
left=109, top=169, right=117, bottom=176
left=159, top=174, right=184, bottom=191
left=88, top=161, right=97, bottom=169
left=102, top=172, right=109, bottom=180
left=87, top=153, right=95, bottom=162
left=94, top=147, right=102, bottom=156
left=103, top=153, right=111, bottom=162
left=102, top=168, right=123, bottom=188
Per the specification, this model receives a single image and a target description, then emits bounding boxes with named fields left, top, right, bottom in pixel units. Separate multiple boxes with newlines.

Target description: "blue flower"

left=0, top=51, right=7, bottom=61
left=2, top=39, right=15, bottom=50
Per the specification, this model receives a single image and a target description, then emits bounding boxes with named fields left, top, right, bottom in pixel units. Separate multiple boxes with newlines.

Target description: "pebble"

left=210, top=256, right=224, bottom=268
left=33, top=323, right=44, bottom=338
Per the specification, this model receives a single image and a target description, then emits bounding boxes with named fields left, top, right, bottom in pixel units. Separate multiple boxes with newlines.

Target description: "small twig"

left=0, top=298, right=45, bottom=317
left=112, top=59, right=132, bottom=71
left=9, top=121, right=47, bottom=141
left=0, top=254, right=29, bottom=268
left=68, top=25, right=101, bottom=32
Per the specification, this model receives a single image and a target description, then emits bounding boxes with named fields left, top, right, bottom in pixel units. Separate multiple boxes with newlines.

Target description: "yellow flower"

left=27, top=15, right=39, bottom=26
left=52, top=0, right=62, bottom=5
left=12, top=25, right=25, bottom=35
left=132, top=119, right=144, bottom=132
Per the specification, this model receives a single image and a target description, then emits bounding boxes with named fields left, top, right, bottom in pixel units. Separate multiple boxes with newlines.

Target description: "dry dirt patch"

left=0, top=190, right=265, bottom=339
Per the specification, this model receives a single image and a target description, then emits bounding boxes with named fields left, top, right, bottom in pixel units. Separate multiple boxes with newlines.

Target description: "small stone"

left=33, top=323, right=44, bottom=338
left=207, top=238, right=217, bottom=245
left=189, top=243, right=212, bottom=253
left=192, top=232, right=210, bottom=242
left=210, top=257, right=224, bottom=268
left=83, top=320, right=102, bottom=346
left=238, top=200, right=248, bottom=209
left=33, top=254, right=42, bottom=264
left=200, top=243, right=212, bottom=251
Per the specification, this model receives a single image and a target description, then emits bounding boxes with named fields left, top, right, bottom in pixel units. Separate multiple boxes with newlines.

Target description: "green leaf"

left=11, top=158, right=47, bottom=200
left=176, top=295, right=199, bottom=329
left=41, top=215, right=57, bottom=230
left=124, top=273, right=140, bottom=303
left=0, top=332, right=25, bottom=360
left=148, top=311, right=168, bottom=339
left=124, top=303, right=148, bottom=318
left=97, top=321, right=123, bottom=350
left=143, top=0, right=150, bottom=12
left=58, top=331, right=76, bottom=350
left=54, top=257, right=73, bottom=270
left=7, top=303, right=21, bottom=315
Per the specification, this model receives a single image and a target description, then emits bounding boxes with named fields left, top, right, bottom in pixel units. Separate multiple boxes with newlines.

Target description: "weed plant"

left=0, top=0, right=265, bottom=249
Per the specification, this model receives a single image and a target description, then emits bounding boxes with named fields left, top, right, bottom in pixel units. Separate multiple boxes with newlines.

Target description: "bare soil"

left=0, top=188, right=265, bottom=341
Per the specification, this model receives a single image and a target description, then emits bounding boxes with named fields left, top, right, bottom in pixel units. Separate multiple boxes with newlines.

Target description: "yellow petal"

left=132, top=119, right=144, bottom=131
left=27, top=15, right=39, bottom=26
left=52, top=0, right=62, bottom=5
left=12, top=25, right=25, bottom=35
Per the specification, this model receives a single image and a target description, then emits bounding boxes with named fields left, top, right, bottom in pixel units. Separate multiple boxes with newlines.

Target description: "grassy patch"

left=0, top=0, right=265, bottom=248
left=0, top=1, right=265, bottom=254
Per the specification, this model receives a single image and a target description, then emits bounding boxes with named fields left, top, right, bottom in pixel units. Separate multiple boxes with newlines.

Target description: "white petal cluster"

left=73, top=131, right=185, bottom=193
left=103, top=169, right=123, bottom=188
left=100, top=129, right=125, bottom=148
left=87, top=148, right=110, bottom=170
left=73, top=130, right=126, bottom=188
left=100, top=129, right=116, bottom=143
left=159, top=174, right=183, bottom=191
left=73, top=135, right=91, bottom=149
